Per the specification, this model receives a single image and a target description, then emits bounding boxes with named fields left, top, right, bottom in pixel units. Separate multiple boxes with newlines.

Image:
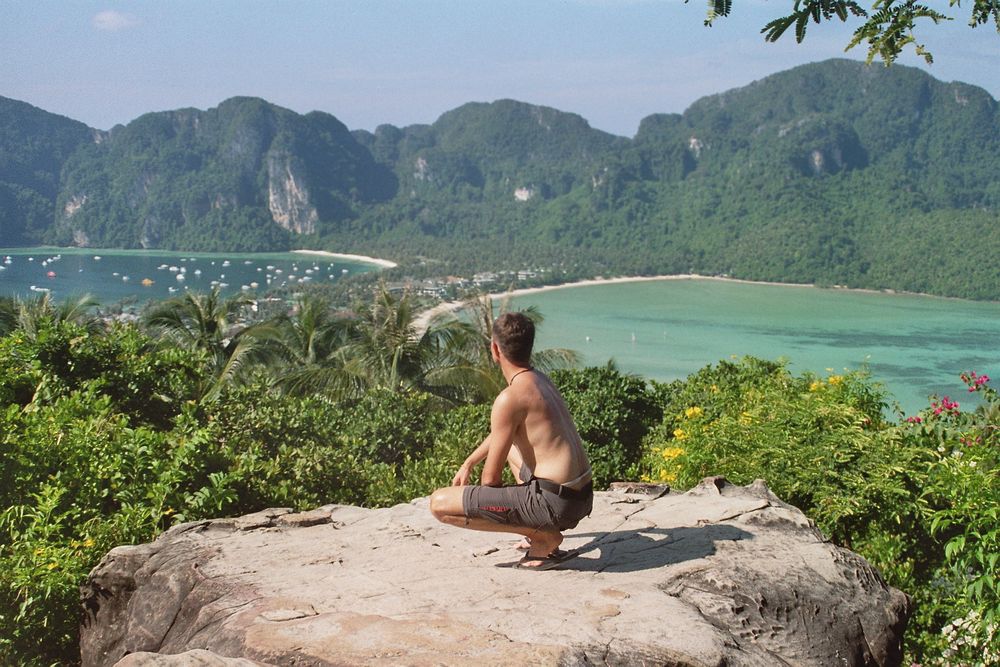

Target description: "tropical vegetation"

left=0, top=290, right=996, bottom=665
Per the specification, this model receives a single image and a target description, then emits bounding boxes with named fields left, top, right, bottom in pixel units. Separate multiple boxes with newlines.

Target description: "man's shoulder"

left=491, top=385, right=516, bottom=410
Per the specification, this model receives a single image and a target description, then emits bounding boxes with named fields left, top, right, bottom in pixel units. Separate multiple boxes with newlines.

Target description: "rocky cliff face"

left=80, top=478, right=910, bottom=667
left=266, top=151, right=318, bottom=235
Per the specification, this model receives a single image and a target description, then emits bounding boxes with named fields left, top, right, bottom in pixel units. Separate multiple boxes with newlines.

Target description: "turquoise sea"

left=3, top=250, right=997, bottom=415
left=0, top=247, right=380, bottom=304
left=509, top=278, right=1000, bottom=416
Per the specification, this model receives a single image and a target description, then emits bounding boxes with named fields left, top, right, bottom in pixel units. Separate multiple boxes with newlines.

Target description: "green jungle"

left=1, top=55, right=999, bottom=665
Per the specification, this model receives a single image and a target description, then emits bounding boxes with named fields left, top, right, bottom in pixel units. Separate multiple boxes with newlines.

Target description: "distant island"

left=2, top=58, right=999, bottom=300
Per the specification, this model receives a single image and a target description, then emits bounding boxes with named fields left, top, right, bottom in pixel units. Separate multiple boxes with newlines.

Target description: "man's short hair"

left=492, top=312, right=535, bottom=365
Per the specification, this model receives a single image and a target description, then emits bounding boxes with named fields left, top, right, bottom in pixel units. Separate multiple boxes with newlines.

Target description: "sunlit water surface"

left=0, top=247, right=379, bottom=304
left=509, top=278, right=1000, bottom=415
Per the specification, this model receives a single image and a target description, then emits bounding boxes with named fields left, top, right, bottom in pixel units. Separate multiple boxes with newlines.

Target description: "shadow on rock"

left=562, top=524, right=753, bottom=573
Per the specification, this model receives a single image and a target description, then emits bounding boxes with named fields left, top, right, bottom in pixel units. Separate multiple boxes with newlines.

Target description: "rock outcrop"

left=80, top=478, right=909, bottom=666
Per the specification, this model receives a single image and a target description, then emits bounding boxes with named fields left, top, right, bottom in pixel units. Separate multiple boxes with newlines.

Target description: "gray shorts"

left=462, top=479, right=593, bottom=531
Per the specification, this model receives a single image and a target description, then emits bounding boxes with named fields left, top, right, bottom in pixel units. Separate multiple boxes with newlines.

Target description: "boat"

left=142, top=278, right=154, bottom=286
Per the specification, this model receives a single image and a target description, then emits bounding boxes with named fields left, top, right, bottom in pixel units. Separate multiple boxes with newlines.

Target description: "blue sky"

left=3, top=1, right=997, bottom=137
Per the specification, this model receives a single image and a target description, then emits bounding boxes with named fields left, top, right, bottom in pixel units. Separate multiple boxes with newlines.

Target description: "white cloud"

left=92, top=10, right=139, bottom=32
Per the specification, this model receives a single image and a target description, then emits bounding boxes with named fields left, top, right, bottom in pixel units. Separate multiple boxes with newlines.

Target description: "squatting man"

left=430, top=312, right=592, bottom=569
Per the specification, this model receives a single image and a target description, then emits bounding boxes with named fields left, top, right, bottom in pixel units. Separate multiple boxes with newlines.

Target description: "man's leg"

left=503, top=448, right=534, bottom=550
left=429, top=486, right=562, bottom=563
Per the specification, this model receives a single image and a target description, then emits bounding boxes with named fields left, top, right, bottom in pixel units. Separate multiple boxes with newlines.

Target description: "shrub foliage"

left=0, top=318, right=996, bottom=665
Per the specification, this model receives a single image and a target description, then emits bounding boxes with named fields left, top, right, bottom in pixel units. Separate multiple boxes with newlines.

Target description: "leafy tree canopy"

left=699, top=0, right=1000, bottom=64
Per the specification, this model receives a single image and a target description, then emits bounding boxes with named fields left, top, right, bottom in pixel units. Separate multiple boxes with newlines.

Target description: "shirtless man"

left=429, top=312, right=593, bottom=569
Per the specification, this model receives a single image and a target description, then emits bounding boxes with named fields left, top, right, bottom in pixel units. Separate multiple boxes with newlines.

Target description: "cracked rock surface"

left=80, top=477, right=909, bottom=666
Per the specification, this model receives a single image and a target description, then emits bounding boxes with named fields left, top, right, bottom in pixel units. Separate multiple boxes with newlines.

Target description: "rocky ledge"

left=81, top=478, right=909, bottom=666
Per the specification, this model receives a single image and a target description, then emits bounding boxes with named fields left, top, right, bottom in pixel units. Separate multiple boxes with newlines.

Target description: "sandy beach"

left=292, top=249, right=398, bottom=268
left=413, top=273, right=823, bottom=331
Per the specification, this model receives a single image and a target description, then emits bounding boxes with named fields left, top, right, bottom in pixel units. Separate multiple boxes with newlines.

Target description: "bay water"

left=3, top=249, right=997, bottom=416
left=0, top=247, right=379, bottom=304
left=509, top=278, right=1000, bottom=416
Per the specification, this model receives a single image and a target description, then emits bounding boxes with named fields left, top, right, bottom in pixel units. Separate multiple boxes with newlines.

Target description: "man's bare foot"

left=518, top=532, right=564, bottom=568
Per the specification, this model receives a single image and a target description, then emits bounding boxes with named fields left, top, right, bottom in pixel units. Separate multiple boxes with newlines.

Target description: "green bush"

left=551, top=365, right=662, bottom=487
left=639, top=357, right=1000, bottom=665
left=0, top=387, right=171, bottom=664
left=392, top=403, right=491, bottom=503
left=2, top=317, right=996, bottom=666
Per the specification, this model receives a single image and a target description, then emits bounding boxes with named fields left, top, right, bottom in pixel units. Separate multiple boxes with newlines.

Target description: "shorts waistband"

left=532, top=477, right=593, bottom=499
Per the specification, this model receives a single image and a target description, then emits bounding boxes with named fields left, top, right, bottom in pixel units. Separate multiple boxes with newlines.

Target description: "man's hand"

left=452, top=464, right=472, bottom=486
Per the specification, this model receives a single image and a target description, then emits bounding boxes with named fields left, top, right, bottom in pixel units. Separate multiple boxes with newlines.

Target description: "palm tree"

left=142, top=288, right=257, bottom=398
left=9, top=292, right=102, bottom=338
left=338, top=283, right=482, bottom=402
left=240, top=292, right=363, bottom=398
left=254, top=283, right=485, bottom=404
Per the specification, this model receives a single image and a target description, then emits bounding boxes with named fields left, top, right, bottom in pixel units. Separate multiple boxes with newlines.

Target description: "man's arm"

left=452, top=438, right=491, bottom=486
left=480, top=391, right=521, bottom=487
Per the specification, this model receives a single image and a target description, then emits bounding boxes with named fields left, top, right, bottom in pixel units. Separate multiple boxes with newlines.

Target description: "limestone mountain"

left=0, top=97, right=94, bottom=245
left=353, top=99, right=628, bottom=200
left=50, top=97, right=396, bottom=251
left=1, top=58, right=999, bottom=298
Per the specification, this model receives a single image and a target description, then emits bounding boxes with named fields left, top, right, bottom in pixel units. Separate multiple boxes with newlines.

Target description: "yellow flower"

left=33, top=547, right=45, bottom=556
left=828, top=375, right=844, bottom=385
left=47, top=562, right=59, bottom=570
left=710, top=384, right=719, bottom=393
left=672, top=428, right=687, bottom=441
left=661, top=446, right=685, bottom=460
left=684, top=406, right=703, bottom=419
left=809, top=381, right=823, bottom=392
left=83, top=538, right=95, bottom=548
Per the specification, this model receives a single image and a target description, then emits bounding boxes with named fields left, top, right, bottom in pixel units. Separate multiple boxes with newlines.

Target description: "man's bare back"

left=493, top=368, right=590, bottom=489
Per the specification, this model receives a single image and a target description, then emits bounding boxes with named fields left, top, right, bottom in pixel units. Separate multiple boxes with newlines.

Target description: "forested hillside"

left=0, top=98, right=93, bottom=246
left=2, top=58, right=999, bottom=298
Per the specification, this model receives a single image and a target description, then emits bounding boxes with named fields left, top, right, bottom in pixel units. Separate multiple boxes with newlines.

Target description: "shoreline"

left=291, top=249, right=397, bottom=268
left=413, top=273, right=966, bottom=332
left=414, top=274, right=744, bottom=331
